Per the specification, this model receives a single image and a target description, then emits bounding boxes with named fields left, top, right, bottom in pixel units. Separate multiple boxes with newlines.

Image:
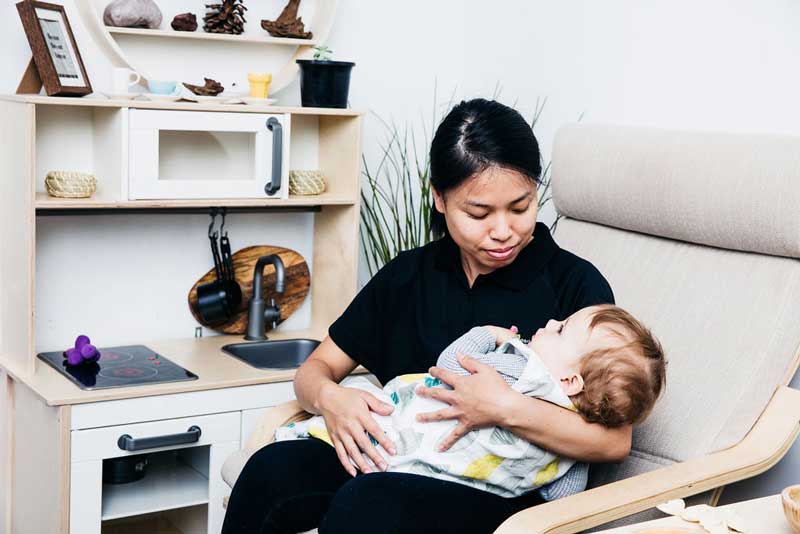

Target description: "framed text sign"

left=16, top=0, right=92, bottom=96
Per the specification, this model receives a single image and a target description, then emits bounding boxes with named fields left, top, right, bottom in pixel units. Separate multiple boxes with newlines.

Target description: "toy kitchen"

left=0, top=1, right=362, bottom=533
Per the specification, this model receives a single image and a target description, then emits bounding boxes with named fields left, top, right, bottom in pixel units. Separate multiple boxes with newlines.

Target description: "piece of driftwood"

left=183, top=78, right=224, bottom=96
left=261, top=0, right=312, bottom=39
left=171, top=12, right=198, bottom=32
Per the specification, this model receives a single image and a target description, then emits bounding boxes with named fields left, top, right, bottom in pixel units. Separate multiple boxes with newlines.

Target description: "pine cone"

left=203, top=0, right=247, bottom=35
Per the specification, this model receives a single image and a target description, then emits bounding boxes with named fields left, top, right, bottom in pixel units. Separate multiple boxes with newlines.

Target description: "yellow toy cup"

left=248, top=73, right=272, bottom=98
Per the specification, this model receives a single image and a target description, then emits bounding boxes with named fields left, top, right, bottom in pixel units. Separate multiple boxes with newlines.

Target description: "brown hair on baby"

left=570, top=305, right=667, bottom=428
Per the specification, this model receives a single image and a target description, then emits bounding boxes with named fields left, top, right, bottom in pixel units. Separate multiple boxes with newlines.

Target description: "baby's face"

left=528, top=306, right=615, bottom=381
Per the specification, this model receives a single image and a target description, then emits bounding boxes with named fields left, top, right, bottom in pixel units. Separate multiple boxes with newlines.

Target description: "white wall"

left=3, top=0, right=798, bottom=505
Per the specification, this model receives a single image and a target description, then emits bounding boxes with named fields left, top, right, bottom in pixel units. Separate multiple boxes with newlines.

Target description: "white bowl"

left=241, top=97, right=277, bottom=106
left=110, top=93, right=139, bottom=100
left=141, top=93, right=182, bottom=102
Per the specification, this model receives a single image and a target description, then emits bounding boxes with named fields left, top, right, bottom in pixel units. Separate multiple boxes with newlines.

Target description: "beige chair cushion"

left=549, top=123, right=800, bottom=529
left=553, top=123, right=800, bottom=258
left=221, top=400, right=312, bottom=489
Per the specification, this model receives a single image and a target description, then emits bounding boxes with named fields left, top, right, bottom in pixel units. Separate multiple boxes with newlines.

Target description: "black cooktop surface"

left=37, top=345, right=198, bottom=390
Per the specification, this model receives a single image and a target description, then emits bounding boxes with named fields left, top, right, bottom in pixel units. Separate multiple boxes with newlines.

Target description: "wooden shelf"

left=102, top=514, right=187, bottom=534
left=34, top=192, right=356, bottom=211
left=1, top=94, right=365, bottom=117
left=101, top=454, right=208, bottom=520
left=106, top=26, right=320, bottom=46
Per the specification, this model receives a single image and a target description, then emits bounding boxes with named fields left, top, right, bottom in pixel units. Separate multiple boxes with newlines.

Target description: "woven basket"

left=288, top=170, right=327, bottom=196
left=45, top=171, right=97, bottom=198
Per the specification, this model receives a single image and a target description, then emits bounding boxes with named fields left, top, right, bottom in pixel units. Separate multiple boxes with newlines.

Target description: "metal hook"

left=220, top=208, right=227, bottom=237
left=208, top=208, right=218, bottom=238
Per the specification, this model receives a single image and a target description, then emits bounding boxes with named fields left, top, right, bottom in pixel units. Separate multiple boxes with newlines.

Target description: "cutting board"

left=188, top=245, right=310, bottom=334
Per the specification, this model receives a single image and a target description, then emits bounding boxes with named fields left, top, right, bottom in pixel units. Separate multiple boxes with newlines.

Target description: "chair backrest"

left=550, top=123, right=800, bottom=527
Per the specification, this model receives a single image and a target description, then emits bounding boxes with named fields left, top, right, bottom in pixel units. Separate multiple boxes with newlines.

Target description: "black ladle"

left=197, top=210, right=241, bottom=325
left=219, top=233, right=242, bottom=310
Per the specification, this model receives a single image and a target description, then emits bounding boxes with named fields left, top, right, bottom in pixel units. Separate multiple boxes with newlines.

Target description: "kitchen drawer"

left=71, top=411, right=240, bottom=462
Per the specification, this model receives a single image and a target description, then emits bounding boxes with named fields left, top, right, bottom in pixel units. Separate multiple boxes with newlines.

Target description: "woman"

left=223, top=99, right=628, bottom=534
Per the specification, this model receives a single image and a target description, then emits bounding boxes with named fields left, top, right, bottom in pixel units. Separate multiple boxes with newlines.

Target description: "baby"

left=276, top=304, right=666, bottom=498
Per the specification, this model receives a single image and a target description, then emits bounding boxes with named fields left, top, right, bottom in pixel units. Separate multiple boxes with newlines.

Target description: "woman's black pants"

left=221, top=438, right=545, bottom=534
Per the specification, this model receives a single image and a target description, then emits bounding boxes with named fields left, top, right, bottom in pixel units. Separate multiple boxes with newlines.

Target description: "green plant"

left=359, top=111, right=437, bottom=277
left=360, top=92, right=560, bottom=277
left=312, top=45, right=333, bottom=61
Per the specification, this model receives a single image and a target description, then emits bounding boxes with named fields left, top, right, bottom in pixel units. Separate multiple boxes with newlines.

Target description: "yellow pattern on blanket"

left=463, top=453, right=505, bottom=480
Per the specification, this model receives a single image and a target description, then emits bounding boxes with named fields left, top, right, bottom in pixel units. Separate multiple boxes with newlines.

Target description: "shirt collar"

left=433, top=222, right=559, bottom=290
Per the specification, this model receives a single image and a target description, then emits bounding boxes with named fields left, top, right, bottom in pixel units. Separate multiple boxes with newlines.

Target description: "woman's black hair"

left=429, top=98, right=542, bottom=238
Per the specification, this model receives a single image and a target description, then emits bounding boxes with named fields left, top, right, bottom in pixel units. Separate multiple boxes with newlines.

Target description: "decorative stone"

left=171, top=12, right=198, bottom=32
left=103, top=0, right=163, bottom=29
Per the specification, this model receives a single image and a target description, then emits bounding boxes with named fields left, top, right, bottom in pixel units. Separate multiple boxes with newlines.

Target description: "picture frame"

left=16, top=0, right=92, bottom=97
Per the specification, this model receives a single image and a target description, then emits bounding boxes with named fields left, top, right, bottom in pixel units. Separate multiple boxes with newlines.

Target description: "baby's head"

left=529, top=304, right=666, bottom=427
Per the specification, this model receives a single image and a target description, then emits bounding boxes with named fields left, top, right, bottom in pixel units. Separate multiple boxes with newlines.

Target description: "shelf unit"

left=74, top=0, right=338, bottom=95
left=105, top=26, right=320, bottom=47
left=0, top=93, right=364, bottom=376
left=101, top=452, right=209, bottom=521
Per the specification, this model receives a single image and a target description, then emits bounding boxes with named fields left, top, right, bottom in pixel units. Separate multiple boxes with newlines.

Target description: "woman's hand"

left=482, top=325, right=519, bottom=346
left=415, top=353, right=516, bottom=451
left=316, top=382, right=397, bottom=477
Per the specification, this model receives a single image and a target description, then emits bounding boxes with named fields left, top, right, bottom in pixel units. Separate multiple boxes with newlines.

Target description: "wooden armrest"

left=222, top=400, right=314, bottom=492
left=243, top=399, right=314, bottom=454
left=494, top=385, right=800, bottom=534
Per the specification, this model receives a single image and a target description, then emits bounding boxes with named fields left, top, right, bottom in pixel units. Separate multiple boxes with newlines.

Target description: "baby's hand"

left=483, top=325, right=519, bottom=346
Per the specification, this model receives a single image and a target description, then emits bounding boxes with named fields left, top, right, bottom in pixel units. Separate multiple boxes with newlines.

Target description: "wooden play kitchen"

left=0, top=92, right=364, bottom=534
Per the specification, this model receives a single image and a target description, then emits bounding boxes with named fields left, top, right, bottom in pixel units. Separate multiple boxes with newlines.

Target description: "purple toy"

left=64, top=335, right=101, bottom=366
left=65, top=348, right=83, bottom=366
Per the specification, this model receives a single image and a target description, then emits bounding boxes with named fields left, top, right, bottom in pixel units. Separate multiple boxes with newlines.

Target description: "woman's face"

left=433, top=166, right=538, bottom=278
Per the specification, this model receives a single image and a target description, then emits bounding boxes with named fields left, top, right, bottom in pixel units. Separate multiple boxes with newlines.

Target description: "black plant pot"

left=296, top=60, right=355, bottom=108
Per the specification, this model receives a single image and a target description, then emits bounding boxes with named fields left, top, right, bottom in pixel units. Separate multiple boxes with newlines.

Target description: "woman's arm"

left=500, top=392, right=632, bottom=462
left=416, top=354, right=631, bottom=463
left=293, top=336, right=397, bottom=476
left=294, top=336, right=358, bottom=414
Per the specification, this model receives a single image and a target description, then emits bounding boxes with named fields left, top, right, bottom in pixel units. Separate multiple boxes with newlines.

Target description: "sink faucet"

left=245, top=254, right=285, bottom=341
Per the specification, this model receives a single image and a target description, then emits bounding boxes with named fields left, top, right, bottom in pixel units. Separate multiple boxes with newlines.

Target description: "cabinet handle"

left=265, top=117, right=283, bottom=196
left=117, top=425, right=202, bottom=452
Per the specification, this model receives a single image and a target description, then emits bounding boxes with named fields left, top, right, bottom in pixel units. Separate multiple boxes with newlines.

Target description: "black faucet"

left=245, top=254, right=285, bottom=341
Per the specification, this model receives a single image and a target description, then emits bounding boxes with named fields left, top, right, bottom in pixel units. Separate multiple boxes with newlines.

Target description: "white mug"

left=111, top=68, right=141, bottom=94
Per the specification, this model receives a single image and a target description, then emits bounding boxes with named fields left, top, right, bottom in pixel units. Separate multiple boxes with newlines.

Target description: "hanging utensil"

left=197, top=209, right=236, bottom=325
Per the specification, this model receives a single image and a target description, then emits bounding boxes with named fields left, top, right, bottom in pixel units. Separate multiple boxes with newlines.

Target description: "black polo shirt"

left=329, top=222, right=614, bottom=385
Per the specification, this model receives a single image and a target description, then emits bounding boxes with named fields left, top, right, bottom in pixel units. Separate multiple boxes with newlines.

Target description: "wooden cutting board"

left=188, top=245, right=310, bottom=334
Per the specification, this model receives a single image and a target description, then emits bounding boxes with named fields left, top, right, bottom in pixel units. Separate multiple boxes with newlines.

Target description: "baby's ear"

left=561, top=373, right=585, bottom=396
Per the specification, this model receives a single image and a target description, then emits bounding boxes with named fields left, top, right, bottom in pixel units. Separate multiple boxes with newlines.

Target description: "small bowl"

left=782, top=484, right=800, bottom=533
left=147, top=80, right=179, bottom=95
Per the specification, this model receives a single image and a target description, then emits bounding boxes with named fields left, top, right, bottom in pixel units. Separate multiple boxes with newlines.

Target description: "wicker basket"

left=288, top=170, right=327, bottom=196
left=45, top=171, right=97, bottom=198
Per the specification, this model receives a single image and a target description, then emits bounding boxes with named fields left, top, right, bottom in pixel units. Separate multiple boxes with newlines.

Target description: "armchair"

left=223, top=123, right=800, bottom=533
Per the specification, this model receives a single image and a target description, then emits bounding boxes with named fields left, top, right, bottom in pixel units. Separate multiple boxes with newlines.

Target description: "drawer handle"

left=265, top=117, right=283, bottom=196
left=117, top=425, right=202, bottom=452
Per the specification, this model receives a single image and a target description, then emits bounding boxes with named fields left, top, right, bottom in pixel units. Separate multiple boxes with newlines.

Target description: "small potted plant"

left=296, top=46, right=355, bottom=108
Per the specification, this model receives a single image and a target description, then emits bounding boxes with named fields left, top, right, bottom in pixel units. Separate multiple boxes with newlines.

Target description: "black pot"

left=296, top=60, right=355, bottom=108
left=103, top=454, right=149, bottom=484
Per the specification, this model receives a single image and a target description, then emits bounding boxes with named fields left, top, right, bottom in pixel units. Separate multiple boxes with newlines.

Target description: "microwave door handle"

left=265, top=117, right=283, bottom=196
